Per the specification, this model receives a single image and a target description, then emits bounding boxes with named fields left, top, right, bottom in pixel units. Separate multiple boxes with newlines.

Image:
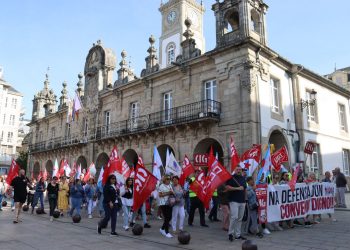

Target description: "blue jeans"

left=0, top=194, right=3, bottom=209
left=122, top=205, right=131, bottom=227
left=100, top=203, right=117, bottom=233
left=131, top=203, right=147, bottom=225
left=32, top=192, right=44, bottom=209
left=70, top=198, right=82, bottom=216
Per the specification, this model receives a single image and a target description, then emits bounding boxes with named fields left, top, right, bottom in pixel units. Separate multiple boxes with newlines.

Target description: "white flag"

left=165, top=152, right=182, bottom=177
left=153, top=145, right=163, bottom=180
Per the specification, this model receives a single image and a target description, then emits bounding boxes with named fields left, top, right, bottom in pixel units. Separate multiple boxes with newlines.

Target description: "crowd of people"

left=0, top=166, right=348, bottom=242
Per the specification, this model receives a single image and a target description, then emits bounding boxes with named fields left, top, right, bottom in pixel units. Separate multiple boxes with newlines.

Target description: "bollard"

left=242, top=240, right=258, bottom=250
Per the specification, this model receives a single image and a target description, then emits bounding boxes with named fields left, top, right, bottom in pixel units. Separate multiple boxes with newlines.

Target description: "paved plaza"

left=1, top=200, right=350, bottom=250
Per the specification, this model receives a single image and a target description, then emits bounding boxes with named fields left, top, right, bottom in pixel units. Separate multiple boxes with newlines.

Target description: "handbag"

left=167, top=195, right=176, bottom=207
left=249, top=202, right=259, bottom=210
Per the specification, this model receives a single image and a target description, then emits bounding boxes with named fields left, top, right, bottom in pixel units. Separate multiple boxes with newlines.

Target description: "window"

left=250, top=10, right=261, bottom=33
left=338, top=104, right=347, bottom=131
left=270, top=78, right=281, bottom=113
left=9, top=115, right=15, bottom=125
left=129, top=102, right=140, bottom=130
left=7, top=132, right=13, bottom=143
left=83, top=119, right=88, bottom=137
left=306, top=90, right=317, bottom=122
left=342, top=149, right=350, bottom=176
left=306, top=143, right=322, bottom=178
left=2, top=114, right=5, bottom=125
left=11, top=98, right=17, bottom=109
left=50, top=127, right=56, bottom=139
left=225, top=10, right=239, bottom=33
left=0, top=131, right=3, bottom=142
left=167, top=44, right=175, bottom=66
left=104, top=111, right=110, bottom=134
left=5, top=97, right=8, bottom=108
left=66, top=124, right=71, bottom=138
left=163, top=92, right=173, bottom=122
left=204, top=80, right=218, bottom=112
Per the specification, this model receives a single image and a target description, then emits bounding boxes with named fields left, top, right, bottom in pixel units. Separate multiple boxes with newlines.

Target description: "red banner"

left=180, top=155, right=195, bottom=186
left=189, top=170, right=207, bottom=202
left=304, top=141, right=315, bottom=155
left=230, top=137, right=240, bottom=173
left=193, top=154, right=208, bottom=167
left=271, top=146, right=289, bottom=172
left=241, top=144, right=261, bottom=163
left=6, top=159, right=19, bottom=185
left=133, top=164, right=157, bottom=211
left=202, top=160, right=232, bottom=208
left=256, top=184, right=268, bottom=224
left=102, top=146, right=119, bottom=185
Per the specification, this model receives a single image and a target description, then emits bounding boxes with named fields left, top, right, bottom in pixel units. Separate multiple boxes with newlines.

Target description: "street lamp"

left=300, top=89, right=317, bottom=112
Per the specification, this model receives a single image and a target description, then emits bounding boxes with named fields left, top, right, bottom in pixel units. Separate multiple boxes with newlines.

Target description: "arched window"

left=250, top=10, right=261, bottom=34
left=167, top=43, right=175, bottom=65
left=225, top=9, right=239, bottom=33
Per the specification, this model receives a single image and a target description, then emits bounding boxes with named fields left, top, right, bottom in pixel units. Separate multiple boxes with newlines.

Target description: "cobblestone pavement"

left=1, top=201, right=350, bottom=250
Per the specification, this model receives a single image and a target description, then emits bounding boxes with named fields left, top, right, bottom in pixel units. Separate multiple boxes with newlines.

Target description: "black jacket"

left=336, top=173, right=348, bottom=188
left=103, top=184, right=119, bottom=204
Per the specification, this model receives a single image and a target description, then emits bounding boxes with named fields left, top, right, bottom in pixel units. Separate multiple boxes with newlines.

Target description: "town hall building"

left=27, top=0, right=350, bottom=184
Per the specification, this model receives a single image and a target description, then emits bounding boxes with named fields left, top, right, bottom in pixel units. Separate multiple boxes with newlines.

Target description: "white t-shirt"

left=157, top=184, right=172, bottom=206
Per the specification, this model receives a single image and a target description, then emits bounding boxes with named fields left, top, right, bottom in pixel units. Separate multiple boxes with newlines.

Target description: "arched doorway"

left=76, top=155, right=88, bottom=173
left=122, top=149, right=138, bottom=168
left=157, top=144, right=175, bottom=167
left=193, top=138, right=224, bottom=166
left=33, top=161, right=41, bottom=179
left=46, top=160, right=54, bottom=178
left=95, top=152, right=109, bottom=177
left=269, top=129, right=290, bottom=169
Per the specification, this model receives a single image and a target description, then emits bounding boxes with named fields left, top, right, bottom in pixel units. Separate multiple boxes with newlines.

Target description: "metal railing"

left=29, top=99, right=221, bottom=152
left=95, top=99, right=221, bottom=140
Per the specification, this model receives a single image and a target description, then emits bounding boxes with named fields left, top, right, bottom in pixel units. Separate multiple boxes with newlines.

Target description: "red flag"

left=202, top=160, right=232, bottom=208
left=189, top=170, right=207, bottom=202
left=57, top=159, right=65, bottom=179
left=133, top=161, right=158, bottom=211
left=117, top=157, right=131, bottom=180
left=230, top=137, right=240, bottom=173
left=180, top=155, right=195, bottom=186
left=70, top=162, right=77, bottom=178
left=288, top=165, right=300, bottom=192
left=42, top=166, right=48, bottom=181
left=37, top=171, right=42, bottom=181
left=102, top=146, right=120, bottom=185
left=240, top=144, right=261, bottom=175
left=207, top=146, right=215, bottom=170
left=271, top=146, right=289, bottom=172
left=6, top=159, right=19, bottom=185
left=83, top=168, right=91, bottom=183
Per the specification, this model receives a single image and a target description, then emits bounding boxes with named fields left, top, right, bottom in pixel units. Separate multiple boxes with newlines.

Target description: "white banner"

left=267, top=182, right=335, bottom=222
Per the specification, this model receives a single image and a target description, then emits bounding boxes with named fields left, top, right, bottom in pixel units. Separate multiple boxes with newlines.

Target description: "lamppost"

left=300, top=89, right=317, bottom=112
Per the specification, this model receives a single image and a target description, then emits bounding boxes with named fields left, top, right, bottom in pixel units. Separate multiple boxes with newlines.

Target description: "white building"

left=0, top=67, right=23, bottom=174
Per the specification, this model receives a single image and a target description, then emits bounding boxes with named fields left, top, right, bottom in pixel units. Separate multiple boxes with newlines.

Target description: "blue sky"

left=0, top=0, right=349, bottom=119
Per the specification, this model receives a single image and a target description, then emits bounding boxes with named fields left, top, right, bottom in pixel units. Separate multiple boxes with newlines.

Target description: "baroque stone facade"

left=28, top=0, right=350, bottom=183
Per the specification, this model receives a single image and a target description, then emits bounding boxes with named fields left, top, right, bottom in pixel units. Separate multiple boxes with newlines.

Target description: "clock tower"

left=159, top=0, right=205, bottom=69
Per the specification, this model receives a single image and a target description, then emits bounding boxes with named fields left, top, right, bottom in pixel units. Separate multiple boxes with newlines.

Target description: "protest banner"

left=266, top=182, right=335, bottom=222
left=256, top=184, right=268, bottom=224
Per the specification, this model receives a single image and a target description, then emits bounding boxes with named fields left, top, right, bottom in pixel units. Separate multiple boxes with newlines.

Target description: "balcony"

left=28, top=100, right=221, bottom=153
left=95, top=99, right=221, bottom=141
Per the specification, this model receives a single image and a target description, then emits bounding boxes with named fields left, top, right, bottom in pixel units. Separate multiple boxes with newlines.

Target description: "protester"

left=11, top=169, right=30, bottom=223
left=47, top=176, right=59, bottom=221
left=218, top=184, right=230, bottom=231
left=246, top=176, right=263, bottom=238
left=225, top=166, right=247, bottom=242
left=130, top=202, right=151, bottom=228
left=334, top=167, right=347, bottom=208
left=97, top=175, right=119, bottom=236
left=96, top=183, right=105, bottom=218
left=121, top=177, right=133, bottom=231
left=208, top=189, right=220, bottom=222
left=188, top=171, right=208, bottom=227
left=322, top=171, right=337, bottom=222
left=85, top=178, right=97, bottom=219
left=69, top=179, right=85, bottom=217
left=58, top=176, right=69, bottom=216
left=27, top=178, right=36, bottom=207
left=158, top=175, right=174, bottom=238
left=32, top=177, right=46, bottom=214
left=0, top=176, right=5, bottom=211
left=171, top=175, right=185, bottom=233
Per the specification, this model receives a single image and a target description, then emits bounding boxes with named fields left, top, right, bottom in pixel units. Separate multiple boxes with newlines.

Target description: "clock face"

left=167, top=10, right=177, bottom=24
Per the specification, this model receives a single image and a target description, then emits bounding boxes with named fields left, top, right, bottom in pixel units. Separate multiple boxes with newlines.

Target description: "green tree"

left=16, top=151, right=28, bottom=171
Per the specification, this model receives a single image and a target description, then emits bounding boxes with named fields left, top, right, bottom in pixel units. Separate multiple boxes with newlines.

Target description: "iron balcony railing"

left=28, top=100, right=221, bottom=153
left=95, top=99, right=221, bottom=140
